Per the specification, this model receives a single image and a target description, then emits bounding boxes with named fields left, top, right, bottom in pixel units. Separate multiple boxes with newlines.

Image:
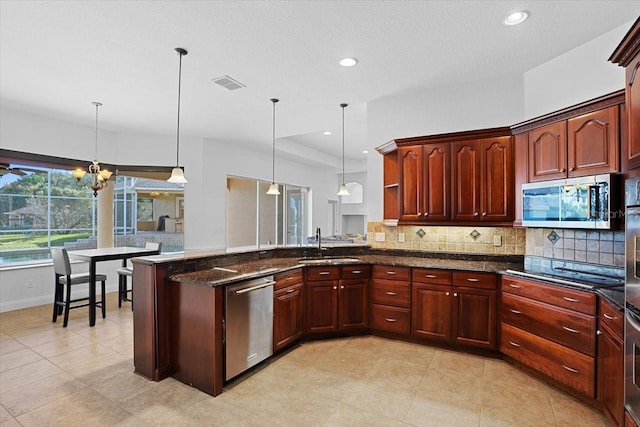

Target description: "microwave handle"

left=588, top=185, right=600, bottom=219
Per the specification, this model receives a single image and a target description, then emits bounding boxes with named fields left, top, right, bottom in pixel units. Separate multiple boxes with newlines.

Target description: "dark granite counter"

left=597, top=286, right=625, bottom=311
left=358, top=254, right=521, bottom=274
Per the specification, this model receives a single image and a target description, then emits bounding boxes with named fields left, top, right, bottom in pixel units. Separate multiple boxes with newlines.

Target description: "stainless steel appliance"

left=626, top=176, right=640, bottom=423
left=225, top=275, right=275, bottom=381
left=522, top=174, right=613, bottom=229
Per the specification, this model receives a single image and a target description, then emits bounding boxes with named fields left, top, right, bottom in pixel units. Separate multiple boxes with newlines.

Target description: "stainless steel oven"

left=626, top=176, right=640, bottom=423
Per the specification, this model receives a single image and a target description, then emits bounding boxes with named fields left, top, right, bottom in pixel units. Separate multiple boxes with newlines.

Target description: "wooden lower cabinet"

left=598, top=298, right=624, bottom=427
left=273, top=282, right=303, bottom=351
left=306, top=280, right=339, bottom=334
left=370, top=265, right=411, bottom=335
left=412, top=270, right=497, bottom=350
left=501, top=275, right=597, bottom=398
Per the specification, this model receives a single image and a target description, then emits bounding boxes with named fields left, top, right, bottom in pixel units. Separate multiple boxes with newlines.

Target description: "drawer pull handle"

left=603, top=313, right=616, bottom=320
left=508, top=284, right=521, bottom=289
left=466, top=278, right=480, bottom=282
left=386, top=271, right=397, bottom=275
left=510, top=309, right=521, bottom=315
left=385, top=292, right=397, bottom=296
left=287, top=277, right=294, bottom=280
left=286, top=289, right=295, bottom=294
left=424, top=274, right=437, bottom=278
left=351, top=270, right=362, bottom=274
left=562, top=326, right=580, bottom=334
left=318, top=272, right=331, bottom=275
left=563, top=296, right=579, bottom=303
left=508, top=341, right=521, bottom=347
left=385, top=318, right=397, bottom=323
left=562, top=364, right=579, bottom=374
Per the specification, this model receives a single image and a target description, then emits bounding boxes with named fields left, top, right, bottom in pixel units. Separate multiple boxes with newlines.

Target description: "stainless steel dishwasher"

left=225, top=275, right=275, bottom=381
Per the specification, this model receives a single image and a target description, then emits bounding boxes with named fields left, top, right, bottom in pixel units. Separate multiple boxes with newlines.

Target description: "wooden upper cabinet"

left=452, top=136, right=513, bottom=222
left=398, top=146, right=423, bottom=221
left=610, top=17, right=640, bottom=170
left=528, top=122, right=567, bottom=182
left=423, top=143, right=450, bottom=221
left=567, top=106, right=619, bottom=176
left=452, top=140, right=481, bottom=221
left=382, top=152, right=399, bottom=221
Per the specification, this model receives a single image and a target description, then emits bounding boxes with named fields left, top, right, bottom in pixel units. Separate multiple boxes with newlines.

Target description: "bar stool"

left=51, top=247, right=107, bottom=327
left=117, top=241, right=161, bottom=309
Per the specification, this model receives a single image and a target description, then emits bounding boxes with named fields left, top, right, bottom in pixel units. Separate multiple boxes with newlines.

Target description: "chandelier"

left=73, top=102, right=113, bottom=196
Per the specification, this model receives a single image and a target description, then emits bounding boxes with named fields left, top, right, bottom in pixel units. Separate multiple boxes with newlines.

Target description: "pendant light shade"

left=337, top=103, right=350, bottom=196
left=266, top=98, right=280, bottom=195
left=168, top=47, right=188, bottom=184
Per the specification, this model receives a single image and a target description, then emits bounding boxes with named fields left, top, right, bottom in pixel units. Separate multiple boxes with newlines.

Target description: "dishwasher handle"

left=233, top=280, right=276, bottom=295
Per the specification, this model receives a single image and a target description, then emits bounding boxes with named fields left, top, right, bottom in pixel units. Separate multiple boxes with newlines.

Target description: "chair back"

left=144, top=241, right=162, bottom=252
left=50, top=247, right=72, bottom=276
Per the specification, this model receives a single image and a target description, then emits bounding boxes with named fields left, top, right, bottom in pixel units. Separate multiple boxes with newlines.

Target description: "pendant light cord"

left=175, top=50, right=184, bottom=167
left=93, top=101, right=102, bottom=162
left=271, top=98, right=279, bottom=183
left=341, top=103, right=348, bottom=183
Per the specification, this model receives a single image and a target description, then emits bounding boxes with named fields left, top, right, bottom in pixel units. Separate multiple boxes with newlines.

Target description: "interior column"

left=97, top=183, right=114, bottom=248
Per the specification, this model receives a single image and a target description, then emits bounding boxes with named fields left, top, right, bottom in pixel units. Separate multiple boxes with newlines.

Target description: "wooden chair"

left=51, top=247, right=106, bottom=327
left=117, top=241, right=162, bottom=309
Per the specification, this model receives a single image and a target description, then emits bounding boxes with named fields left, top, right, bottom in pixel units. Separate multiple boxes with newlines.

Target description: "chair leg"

left=118, top=274, right=123, bottom=308
left=52, top=279, right=60, bottom=323
left=63, top=283, right=71, bottom=328
left=101, top=280, right=106, bottom=319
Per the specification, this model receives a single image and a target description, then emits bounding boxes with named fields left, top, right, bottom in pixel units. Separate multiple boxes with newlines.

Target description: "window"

left=0, top=164, right=185, bottom=266
left=226, top=176, right=308, bottom=249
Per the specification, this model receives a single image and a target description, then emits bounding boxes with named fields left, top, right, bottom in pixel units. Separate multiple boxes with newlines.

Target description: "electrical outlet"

left=398, top=233, right=405, bottom=243
left=375, top=232, right=386, bottom=242
left=493, top=235, right=502, bottom=247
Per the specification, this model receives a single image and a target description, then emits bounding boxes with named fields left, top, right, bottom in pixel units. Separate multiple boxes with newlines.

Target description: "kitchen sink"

left=298, top=257, right=362, bottom=265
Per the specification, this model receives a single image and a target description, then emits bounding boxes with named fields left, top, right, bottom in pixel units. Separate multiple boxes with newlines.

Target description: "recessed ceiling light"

left=362, top=150, right=369, bottom=154
left=339, top=57, right=358, bottom=67
left=323, top=131, right=332, bottom=135
left=503, top=11, right=529, bottom=26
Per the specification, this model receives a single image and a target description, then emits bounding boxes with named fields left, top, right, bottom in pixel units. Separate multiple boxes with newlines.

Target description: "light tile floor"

left=0, top=293, right=610, bottom=426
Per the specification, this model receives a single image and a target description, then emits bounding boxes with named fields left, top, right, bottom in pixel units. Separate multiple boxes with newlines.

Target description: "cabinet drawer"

left=453, top=271, right=496, bottom=289
left=502, top=276, right=596, bottom=315
left=501, top=323, right=595, bottom=397
left=373, top=265, right=411, bottom=281
left=306, top=266, right=340, bottom=281
left=502, top=292, right=596, bottom=356
left=371, top=304, right=410, bottom=335
left=371, top=279, right=410, bottom=308
left=274, top=268, right=303, bottom=290
left=599, top=298, right=623, bottom=340
left=341, top=264, right=372, bottom=279
left=412, top=268, right=452, bottom=285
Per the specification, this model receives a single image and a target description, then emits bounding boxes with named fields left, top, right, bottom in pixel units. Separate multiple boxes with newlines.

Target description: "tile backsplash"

left=367, top=222, right=526, bottom=255
left=525, top=228, right=624, bottom=268
left=366, top=222, right=624, bottom=267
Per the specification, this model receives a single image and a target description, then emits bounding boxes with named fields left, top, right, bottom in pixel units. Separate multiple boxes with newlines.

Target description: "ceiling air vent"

left=211, top=75, right=246, bottom=91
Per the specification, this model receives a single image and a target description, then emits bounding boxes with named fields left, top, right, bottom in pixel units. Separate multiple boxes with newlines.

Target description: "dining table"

left=68, top=246, right=161, bottom=326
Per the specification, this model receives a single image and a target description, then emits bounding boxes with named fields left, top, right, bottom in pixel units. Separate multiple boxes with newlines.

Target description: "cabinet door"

left=627, top=58, right=640, bottom=170
left=305, top=281, right=338, bottom=334
left=273, top=283, right=303, bottom=351
left=452, top=140, right=481, bottom=221
left=480, top=136, right=513, bottom=222
left=528, top=122, right=567, bottom=181
left=423, top=143, right=450, bottom=221
left=411, top=283, right=451, bottom=343
left=452, top=287, right=496, bottom=349
left=567, top=106, right=619, bottom=176
left=598, top=323, right=624, bottom=427
left=339, top=279, right=368, bottom=330
left=398, top=146, right=423, bottom=221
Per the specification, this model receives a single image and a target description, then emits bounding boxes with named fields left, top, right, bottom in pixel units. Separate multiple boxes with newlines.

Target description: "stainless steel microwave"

left=521, top=174, right=613, bottom=229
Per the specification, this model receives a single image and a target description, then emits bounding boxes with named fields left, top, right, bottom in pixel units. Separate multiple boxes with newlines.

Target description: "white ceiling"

left=1, top=1, right=638, bottom=162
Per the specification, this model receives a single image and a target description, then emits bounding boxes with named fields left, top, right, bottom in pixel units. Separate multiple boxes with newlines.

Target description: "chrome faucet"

left=316, top=227, right=322, bottom=252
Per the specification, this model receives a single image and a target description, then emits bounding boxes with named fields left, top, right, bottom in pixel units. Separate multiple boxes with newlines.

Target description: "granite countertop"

left=357, top=254, right=522, bottom=274
left=596, top=286, right=625, bottom=311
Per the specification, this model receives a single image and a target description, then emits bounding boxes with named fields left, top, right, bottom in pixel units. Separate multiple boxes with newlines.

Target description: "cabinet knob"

left=474, top=212, right=479, bottom=216
left=481, top=212, right=487, bottom=217
left=424, top=213, right=429, bottom=217
left=569, top=167, right=575, bottom=171
left=453, top=293, right=458, bottom=297
left=333, top=286, right=337, bottom=290
left=597, top=330, right=603, bottom=336
left=560, top=168, right=566, bottom=173
left=340, top=285, right=344, bottom=289
left=446, top=292, right=450, bottom=296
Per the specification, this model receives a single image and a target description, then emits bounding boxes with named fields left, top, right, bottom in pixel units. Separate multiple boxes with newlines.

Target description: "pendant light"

left=337, top=103, right=350, bottom=196
left=266, top=98, right=280, bottom=195
left=72, top=101, right=113, bottom=197
left=168, top=47, right=188, bottom=184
